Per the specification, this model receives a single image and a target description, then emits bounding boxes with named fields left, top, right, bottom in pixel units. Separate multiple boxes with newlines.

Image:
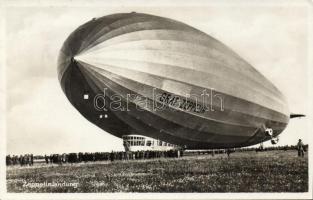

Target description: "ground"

left=6, top=150, right=308, bottom=192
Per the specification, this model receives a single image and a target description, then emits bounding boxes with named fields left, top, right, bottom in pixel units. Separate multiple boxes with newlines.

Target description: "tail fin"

left=290, top=113, right=305, bottom=119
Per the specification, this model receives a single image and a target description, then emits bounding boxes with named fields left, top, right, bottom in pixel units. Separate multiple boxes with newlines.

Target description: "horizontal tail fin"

left=290, top=113, right=305, bottom=119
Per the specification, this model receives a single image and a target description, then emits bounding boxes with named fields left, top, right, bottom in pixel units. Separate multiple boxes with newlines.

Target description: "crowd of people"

left=241, top=143, right=308, bottom=153
left=6, top=150, right=182, bottom=166
left=6, top=139, right=308, bottom=167
left=6, top=154, right=34, bottom=166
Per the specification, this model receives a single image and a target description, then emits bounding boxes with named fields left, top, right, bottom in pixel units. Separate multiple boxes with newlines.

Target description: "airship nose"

left=57, top=17, right=101, bottom=92
left=57, top=50, right=75, bottom=93
left=57, top=36, right=86, bottom=94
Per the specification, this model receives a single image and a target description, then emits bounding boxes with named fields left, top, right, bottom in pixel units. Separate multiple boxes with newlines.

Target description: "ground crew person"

left=297, top=139, right=305, bottom=157
left=226, top=149, right=231, bottom=158
left=44, top=155, right=49, bottom=164
left=110, top=151, right=114, bottom=162
left=30, top=154, right=34, bottom=166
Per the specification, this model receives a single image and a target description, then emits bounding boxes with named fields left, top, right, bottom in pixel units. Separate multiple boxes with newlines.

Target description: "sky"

left=3, top=2, right=312, bottom=155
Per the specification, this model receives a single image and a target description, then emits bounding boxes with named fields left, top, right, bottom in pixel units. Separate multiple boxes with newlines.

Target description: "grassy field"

left=6, top=150, right=308, bottom=192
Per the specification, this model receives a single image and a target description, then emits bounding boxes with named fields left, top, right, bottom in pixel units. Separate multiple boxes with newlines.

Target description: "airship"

left=58, top=12, right=293, bottom=150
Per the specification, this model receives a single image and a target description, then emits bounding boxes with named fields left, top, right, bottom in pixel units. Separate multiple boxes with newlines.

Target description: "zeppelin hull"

left=58, top=13, right=289, bottom=148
